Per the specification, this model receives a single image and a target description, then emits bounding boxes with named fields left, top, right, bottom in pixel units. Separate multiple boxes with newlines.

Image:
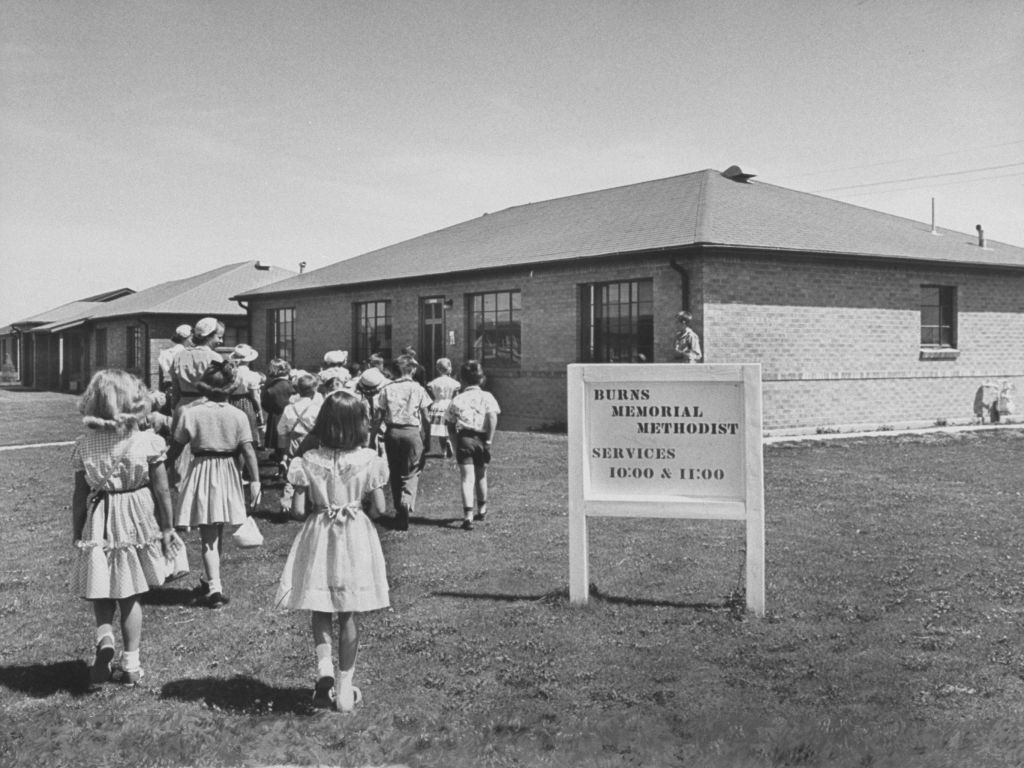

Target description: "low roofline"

left=235, top=241, right=1024, bottom=302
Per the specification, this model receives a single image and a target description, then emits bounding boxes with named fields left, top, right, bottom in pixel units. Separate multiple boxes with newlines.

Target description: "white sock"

left=121, top=649, right=141, bottom=673
left=207, top=578, right=223, bottom=595
left=315, top=643, right=334, bottom=679
left=96, top=628, right=115, bottom=647
left=336, top=666, right=356, bottom=711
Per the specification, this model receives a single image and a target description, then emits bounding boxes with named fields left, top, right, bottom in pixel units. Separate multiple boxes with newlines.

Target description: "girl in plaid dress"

left=71, top=370, right=181, bottom=688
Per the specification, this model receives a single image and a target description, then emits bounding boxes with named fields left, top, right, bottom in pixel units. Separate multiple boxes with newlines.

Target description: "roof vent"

left=975, top=224, right=986, bottom=248
left=722, top=165, right=757, bottom=183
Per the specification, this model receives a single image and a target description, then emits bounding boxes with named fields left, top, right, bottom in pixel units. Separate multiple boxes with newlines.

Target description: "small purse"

left=232, top=515, right=264, bottom=548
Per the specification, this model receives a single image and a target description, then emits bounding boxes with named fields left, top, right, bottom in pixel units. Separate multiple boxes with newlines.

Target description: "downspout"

left=669, top=257, right=690, bottom=311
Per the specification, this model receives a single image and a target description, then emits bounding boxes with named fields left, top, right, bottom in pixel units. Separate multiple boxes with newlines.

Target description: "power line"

left=830, top=170, right=1024, bottom=198
left=785, top=140, right=1024, bottom=179
left=811, top=163, right=1024, bottom=193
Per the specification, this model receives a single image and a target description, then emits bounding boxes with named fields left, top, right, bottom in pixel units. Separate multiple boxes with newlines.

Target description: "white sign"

left=568, top=364, right=765, bottom=615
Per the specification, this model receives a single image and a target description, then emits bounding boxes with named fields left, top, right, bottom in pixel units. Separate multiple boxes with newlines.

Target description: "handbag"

left=232, top=515, right=264, bottom=548
left=163, top=537, right=190, bottom=582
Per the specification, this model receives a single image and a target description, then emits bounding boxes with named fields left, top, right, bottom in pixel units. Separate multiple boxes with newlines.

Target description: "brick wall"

left=246, top=249, right=1024, bottom=433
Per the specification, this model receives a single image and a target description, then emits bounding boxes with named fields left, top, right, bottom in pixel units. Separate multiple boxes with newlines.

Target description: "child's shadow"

left=140, top=586, right=203, bottom=607
left=0, top=660, right=93, bottom=698
left=161, top=674, right=316, bottom=716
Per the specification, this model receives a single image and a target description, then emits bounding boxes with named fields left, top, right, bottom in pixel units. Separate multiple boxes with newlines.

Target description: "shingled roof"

left=87, top=260, right=295, bottom=320
left=235, top=168, right=1024, bottom=299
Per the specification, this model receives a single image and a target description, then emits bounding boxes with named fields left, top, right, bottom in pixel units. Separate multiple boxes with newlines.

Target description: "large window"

left=920, top=285, right=956, bottom=348
left=354, top=301, right=392, bottom=363
left=267, top=308, right=295, bottom=363
left=580, top=279, right=654, bottom=363
left=126, top=326, right=144, bottom=370
left=95, top=328, right=108, bottom=368
left=468, top=290, right=521, bottom=368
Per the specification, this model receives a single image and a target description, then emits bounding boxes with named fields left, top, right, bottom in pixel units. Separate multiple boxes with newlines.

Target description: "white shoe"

left=335, top=678, right=362, bottom=712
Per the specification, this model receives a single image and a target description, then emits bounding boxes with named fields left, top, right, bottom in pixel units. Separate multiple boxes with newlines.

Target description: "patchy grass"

left=1, top=388, right=1024, bottom=766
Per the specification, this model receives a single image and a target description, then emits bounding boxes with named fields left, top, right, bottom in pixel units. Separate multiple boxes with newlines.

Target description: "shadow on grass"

left=140, top=586, right=204, bottom=607
left=0, top=659, right=93, bottom=697
left=160, top=674, right=318, bottom=716
left=408, top=514, right=466, bottom=529
left=431, top=584, right=735, bottom=611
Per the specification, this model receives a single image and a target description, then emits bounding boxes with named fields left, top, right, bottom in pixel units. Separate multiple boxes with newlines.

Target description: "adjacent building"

left=4, top=260, right=294, bottom=392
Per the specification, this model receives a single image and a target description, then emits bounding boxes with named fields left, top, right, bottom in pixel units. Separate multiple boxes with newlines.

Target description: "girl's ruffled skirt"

left=71, top=488, right=166, bottom=600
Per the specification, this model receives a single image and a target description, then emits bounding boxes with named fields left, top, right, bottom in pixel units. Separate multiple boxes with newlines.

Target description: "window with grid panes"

left=126, top=326, right=144, bottom=370
left=354, top=301, right=392, bottom=362
left=468, top=290, right=521, bottom=368
left=920, top=286, right=956, bottom=348
left=580, top=280, right=654, bottom=363
left=267, top=308, right=295, bottom=363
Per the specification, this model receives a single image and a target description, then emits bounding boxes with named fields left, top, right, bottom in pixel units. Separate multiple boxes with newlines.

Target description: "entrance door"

left=420, top=296, right=446, bottom=369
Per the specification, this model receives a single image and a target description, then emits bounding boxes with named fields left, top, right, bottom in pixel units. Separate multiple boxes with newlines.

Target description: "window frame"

left=467, top=289, right=522, bottom=369
left=353, top=300, right=392, bottom=363
left=95, top=328, right=108, bottom=369
left=920, top=285, right=957, bottom=352
left=267, top=308, right=295, bottom=364
left=579, top=279, right=654, bottom=363
left=126, top=326, right=144, bottom=370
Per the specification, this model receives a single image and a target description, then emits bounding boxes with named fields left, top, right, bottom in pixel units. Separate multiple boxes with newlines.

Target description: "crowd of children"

left=70, top=322, right=500, bottom=711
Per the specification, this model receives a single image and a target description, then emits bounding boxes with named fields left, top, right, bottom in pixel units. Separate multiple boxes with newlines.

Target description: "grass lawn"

left=1, top=386, right=1024, bottom=767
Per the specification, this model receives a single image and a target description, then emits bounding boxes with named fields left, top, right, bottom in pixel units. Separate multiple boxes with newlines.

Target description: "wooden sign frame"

left=567, top=363, right=765, bottom=616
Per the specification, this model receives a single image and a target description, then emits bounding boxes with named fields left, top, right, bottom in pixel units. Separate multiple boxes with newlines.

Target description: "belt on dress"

left=89, top=484, right=152, bottom=538
left=457, top=429, right=487, bottom=438
left=192, top=450, right=238, bottom=457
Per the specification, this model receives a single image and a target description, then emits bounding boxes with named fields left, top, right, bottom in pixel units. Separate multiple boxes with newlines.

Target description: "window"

left=920, top=286, right=956, bottom=348
left=468, top=290, right=521, bottom=368
left=580, top=279, right=654, bottom=363
left=354, top=301, right=392, bottom=362
left=126, top=326, right=144, bottom=370
left=95, top=328, right=108, bottom=368
left=267, top=308, right=295, bottom=363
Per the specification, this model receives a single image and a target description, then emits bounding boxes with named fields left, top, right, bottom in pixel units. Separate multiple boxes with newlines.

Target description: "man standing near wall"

left=673, top=311, right=702, bottom=363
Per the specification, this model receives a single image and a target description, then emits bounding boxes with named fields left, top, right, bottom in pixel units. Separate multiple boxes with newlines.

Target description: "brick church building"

left=234, top=167, right=1024, bottom=434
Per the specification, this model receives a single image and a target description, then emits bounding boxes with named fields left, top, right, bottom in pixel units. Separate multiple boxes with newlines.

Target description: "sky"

left=2, top=0, right=1022, bottom=327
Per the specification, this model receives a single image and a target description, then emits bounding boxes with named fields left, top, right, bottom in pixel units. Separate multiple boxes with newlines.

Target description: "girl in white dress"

left=71, top=370, right=181, bottom=687
left=275, top=391, right=391, bottom=712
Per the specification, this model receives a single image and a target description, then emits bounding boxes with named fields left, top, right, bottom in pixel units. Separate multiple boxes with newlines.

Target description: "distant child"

left=378, top=354, right=432, bottom=531
left=71, top=369, right=182, bottom=688
left=227, top=344, right=265, bottom=449
left=445, top=360, right=501, bottom=530
left=275, top=391, right=391, bottom=712
left=167, top=361, right=261, bottom=609
left=673, top=311, right=702, bottom=363
left=261, top=358, right=295, bottom=469
left=427, top=358, right=460, bottom=459
left=277, top=372, right=322, bottom=512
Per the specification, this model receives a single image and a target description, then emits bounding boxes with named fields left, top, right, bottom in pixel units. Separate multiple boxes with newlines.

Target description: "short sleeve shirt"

left=71, top=428, right=168, bottom=492
left=379, top=378, right=433, bottom=427
left=445, top=386, right=501, bottom=433
left=173, top=400, right=251, bottom=452
left=172, top=346, right=223, bottom=395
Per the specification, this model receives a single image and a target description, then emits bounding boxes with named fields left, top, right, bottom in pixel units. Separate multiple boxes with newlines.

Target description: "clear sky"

left=2, top=0, right=1022, bottom=327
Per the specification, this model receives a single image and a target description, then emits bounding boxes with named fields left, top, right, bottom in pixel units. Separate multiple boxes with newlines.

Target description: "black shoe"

left=194, top=578, right=210, bottom=596
left=89, top=641, right=116, bottom=688
left=373, top=515, right=394, bottom=530
left=473, top=511, right=486, bottom=522
left=312, top=675, right=336, bottom=709
left=208, top=592, right=230, bottom=609
left=461, top=519, right=473, bottom=531
left=393, top=514, right=409, bottom=532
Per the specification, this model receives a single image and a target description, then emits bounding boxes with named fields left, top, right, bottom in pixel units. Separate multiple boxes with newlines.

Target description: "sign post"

left=567, top=363, right=765, bottom=616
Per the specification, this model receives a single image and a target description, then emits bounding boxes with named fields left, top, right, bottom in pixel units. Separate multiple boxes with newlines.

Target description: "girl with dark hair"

left=167, top=360, right=261, bottom=608
left=261, top=357, right=295, bottom=471
left=275, top=391, right=391, bottom=712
